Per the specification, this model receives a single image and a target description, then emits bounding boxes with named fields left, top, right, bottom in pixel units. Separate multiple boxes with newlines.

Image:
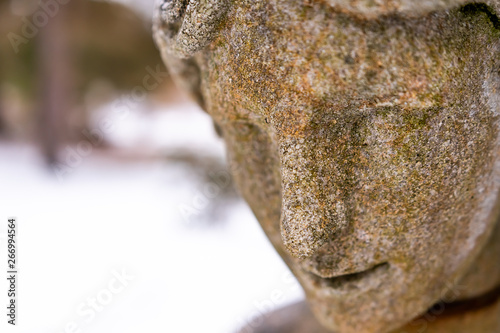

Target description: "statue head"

left=154, top=1, right=500, bottom=332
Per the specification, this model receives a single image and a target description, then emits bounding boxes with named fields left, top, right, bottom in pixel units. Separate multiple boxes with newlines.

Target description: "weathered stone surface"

left=322, top=0, right=500, bottom=18
left=241, top=222, right=500, bottom=332
left=154, top=0, right=231, bottom=58
left=154, top=1, right=500, bottom=332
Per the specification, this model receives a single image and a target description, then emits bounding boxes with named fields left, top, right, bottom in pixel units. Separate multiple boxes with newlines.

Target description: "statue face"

left=155, top=1, right=500, bottom=332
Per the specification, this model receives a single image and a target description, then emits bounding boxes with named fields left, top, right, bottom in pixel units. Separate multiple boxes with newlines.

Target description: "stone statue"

left=153, top=1, right=500, bottom=332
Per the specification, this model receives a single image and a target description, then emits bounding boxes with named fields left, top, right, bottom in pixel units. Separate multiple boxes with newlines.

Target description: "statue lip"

left=305, top=262, right=391, bottom=291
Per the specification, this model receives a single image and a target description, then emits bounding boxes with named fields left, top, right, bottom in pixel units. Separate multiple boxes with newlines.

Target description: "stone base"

left=237, top=301, right=330, bottom=333
left=239, top=295, right=500, bottom=333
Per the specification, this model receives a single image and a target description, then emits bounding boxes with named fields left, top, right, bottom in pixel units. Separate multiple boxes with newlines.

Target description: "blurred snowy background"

left=0, top=1, right=304, bottom=332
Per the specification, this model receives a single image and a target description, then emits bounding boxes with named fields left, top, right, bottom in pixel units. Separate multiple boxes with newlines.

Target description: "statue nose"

left=279, top=138, right=346, bottom=259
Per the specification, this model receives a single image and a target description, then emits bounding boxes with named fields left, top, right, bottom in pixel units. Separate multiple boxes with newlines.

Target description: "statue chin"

left=287, top=218, right=500, bottom=333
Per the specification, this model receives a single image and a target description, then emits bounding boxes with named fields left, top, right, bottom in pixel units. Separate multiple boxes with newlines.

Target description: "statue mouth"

left=306, top=262, right=391, bottom=291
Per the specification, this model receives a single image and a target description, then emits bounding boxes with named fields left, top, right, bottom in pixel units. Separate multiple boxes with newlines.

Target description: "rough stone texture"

left=240, top=222, right=500, bottom=333
left=154, top=1, right=500, bottom=332
left=323, top=0, right=500, bottom=18
left=154, top=0, right=231, bottom=58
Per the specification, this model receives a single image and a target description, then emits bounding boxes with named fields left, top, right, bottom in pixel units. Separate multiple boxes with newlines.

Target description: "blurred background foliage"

left=0, top=0, right=240, bottom=226
left=0, top=0, right=177, bottom=161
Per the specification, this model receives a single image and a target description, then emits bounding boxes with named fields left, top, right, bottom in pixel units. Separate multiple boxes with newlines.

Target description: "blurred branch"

left=37, top=0, right=74, bottom=164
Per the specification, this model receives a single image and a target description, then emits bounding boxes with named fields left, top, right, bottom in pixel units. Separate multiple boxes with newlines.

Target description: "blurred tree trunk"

left=0, top=94, right=4, bottom=136
left=37, top=0, right=74, bottom=165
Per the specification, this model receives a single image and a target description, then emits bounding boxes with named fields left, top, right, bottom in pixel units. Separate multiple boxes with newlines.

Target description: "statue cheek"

left=153, top=0, right=231, bottom=59
left=221, top=121, right=284, bottom=242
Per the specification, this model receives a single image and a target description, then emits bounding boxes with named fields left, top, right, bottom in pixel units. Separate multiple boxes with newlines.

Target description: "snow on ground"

left=0, top=102, right=304, bottom=333
left=90, top=100, right=226, bottom=156
left=103, top=0, right=157, bottom=19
